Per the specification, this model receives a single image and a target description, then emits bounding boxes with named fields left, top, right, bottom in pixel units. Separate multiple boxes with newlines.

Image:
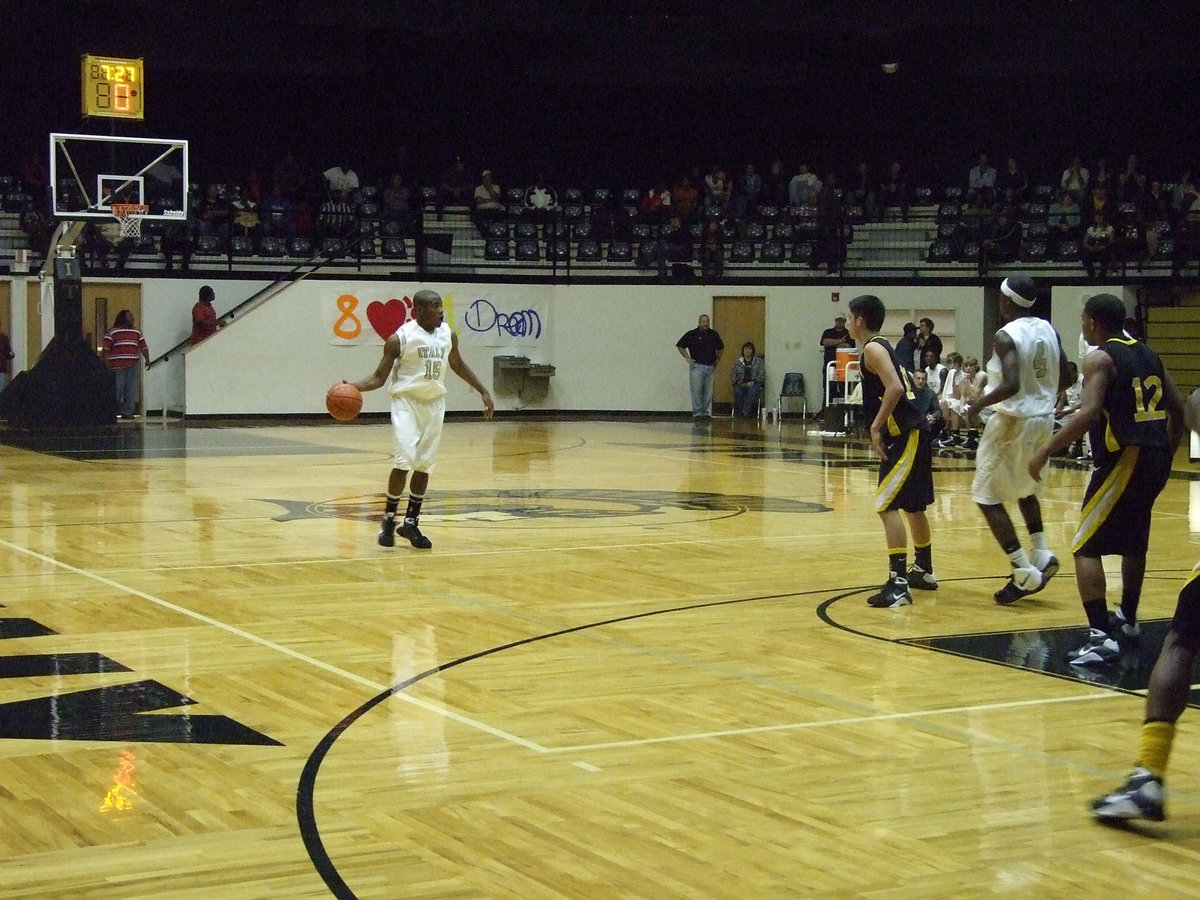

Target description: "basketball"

left=326, top=382, right=363, bottom=421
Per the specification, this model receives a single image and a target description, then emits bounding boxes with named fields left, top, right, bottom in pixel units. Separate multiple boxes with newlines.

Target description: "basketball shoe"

left=1069, top=628, right=1120, bottom=666
left=397, top=517, right=433, bottom=549
left=868, top=576, right=912, bottom=608
left=377, top=515, right=396, bottom=547
left=906, top=564, right=938, bottom=591
left=993, top=565, right=1043, bottom=605
left=1091, top=768, right=1165, bottom=822
left=1109, top=607, right=1141, bottom=639
left=1030, top=550, right=1059, bottom=590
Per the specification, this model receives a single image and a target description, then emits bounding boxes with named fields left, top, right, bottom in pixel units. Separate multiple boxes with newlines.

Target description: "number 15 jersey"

left=388, top=319, right=452, bottom=402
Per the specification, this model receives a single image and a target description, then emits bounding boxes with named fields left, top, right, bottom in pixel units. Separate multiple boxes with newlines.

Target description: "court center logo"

left=262, top=489, right=831, bottom=526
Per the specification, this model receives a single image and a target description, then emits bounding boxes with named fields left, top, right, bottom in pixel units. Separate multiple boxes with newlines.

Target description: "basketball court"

left=1, top=415, right=1198, bottom=897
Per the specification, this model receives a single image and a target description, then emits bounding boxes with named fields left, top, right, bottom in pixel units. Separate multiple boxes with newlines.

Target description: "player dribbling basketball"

left=344, top=289, right=494, bottom=549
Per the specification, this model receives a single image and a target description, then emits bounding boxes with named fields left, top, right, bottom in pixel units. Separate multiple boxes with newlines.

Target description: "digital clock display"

left=81, top=54, right=145, bottom=120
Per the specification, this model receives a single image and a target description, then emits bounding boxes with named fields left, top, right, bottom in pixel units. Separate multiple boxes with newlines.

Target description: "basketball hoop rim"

left=111, top=203, right=150, bottom=239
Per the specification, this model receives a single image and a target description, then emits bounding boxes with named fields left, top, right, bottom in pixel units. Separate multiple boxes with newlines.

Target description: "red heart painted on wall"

left=366, top=297, right=412, bottom=340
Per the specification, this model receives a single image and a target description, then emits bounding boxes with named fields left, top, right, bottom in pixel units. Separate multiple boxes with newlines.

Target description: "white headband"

left=1000, top=277, right=1034, bottom=308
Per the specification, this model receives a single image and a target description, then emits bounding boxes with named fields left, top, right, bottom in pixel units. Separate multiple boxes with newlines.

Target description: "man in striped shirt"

left=102, top=310, right=149, bottom=419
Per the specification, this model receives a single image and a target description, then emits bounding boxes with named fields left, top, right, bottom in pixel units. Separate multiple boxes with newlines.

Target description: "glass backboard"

left=50, top=133, right=189, bottom=221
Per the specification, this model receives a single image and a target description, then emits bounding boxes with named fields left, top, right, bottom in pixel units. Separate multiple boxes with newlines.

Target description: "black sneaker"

left=1108, top=607, right=1141, bottom=639
left=867, top=576, right=912, bottom=608
left=1068, top=628, right=1120, bottom=666
left=993, top=565, right=1042, bottom=605
left=1091, top=768, right=1165, bottom=822
left=397, top=517, right=433, bottom=549
left=907, top=564, right=938, bottom=591
left=377, top=515, right=396, bottom=547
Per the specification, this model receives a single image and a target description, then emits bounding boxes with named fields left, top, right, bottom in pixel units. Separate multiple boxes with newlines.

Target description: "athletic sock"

left=1120, top=590, right=1139, bottom=625
left=384, top=494, right=401, bottom=518
left=914, top=541, right=932, bottom=572
left=1136, top=720, right=1176, bottom=779
left=1030, top=532, right=1049, bottom=554
left=1082, top=597, right=1109, bottom=632
left=888, top=550, right=907, bottom=581
left=1005, top=546, right=1031, bottom=569
left=405, top=493, right=425, bottom=521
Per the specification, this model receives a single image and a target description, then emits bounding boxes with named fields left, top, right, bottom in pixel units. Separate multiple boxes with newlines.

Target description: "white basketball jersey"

left=388, top=319, right=452, bottom=401
left=986, top=316, right=1060, bottom=417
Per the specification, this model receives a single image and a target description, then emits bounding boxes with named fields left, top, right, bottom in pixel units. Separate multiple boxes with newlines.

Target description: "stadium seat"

left=759, top=240, right=785, bottom=263
left=381, top=237, right=408, bottom=258
left=484, top=239, right=510, bottom=261
left=791, top=241, right=815, bottom=264
left=572, top=220, right=595, bottom=240
left=927, top=239, right=955, bottom=263
left=514, top=221, right=539, bottom=240
left=482, top=220, right=508, bottom=240
left=729, top=240, right=755, bottom=263
left=576, top=239, right=601, bottom=261
left=547, top=240, right=570, bottom=262
left=607, top=240, right=633, bottom=262
left=778, top=372, right=807, bottom=419
left=515, top=239, right=540, bottom=261
left=1019, top=240, right=1047, bottom=262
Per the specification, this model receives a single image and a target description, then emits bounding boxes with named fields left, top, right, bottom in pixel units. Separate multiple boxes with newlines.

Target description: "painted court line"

left=0, top=539, right=546, bottom=753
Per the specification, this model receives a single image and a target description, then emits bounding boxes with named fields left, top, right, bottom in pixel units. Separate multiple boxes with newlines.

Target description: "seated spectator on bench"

left=978, top=206, right=1020, bottom=275
left=1049, top=190, right=1082, bottom=240
left=1082, top=209, right=1116, bottom=279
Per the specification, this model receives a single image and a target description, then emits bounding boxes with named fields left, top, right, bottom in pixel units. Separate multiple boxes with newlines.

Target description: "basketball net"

left=111, top=203, right=150, bottom=239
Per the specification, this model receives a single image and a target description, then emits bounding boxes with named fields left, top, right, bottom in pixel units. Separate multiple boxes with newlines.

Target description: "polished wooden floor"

left=1, top=414, right=1199, bottom=899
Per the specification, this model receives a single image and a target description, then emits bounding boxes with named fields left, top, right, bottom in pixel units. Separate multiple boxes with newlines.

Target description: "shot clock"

left=81, top=54, right=144, bottom=120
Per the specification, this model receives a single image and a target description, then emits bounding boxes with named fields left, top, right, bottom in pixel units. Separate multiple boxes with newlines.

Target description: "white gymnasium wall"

left=3, top=275, right=991, bottom=415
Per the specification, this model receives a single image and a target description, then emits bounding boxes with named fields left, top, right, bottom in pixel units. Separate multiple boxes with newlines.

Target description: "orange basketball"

left=326, top=382, right=363, bottom=421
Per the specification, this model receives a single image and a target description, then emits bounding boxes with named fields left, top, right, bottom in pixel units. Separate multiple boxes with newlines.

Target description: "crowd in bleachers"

left=3, top=148, right=1199, bottom=278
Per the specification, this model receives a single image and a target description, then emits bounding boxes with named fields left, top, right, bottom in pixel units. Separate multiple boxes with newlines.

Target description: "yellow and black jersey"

left=1090, top=337, right=1170, bottom=467
left=860, top=335, right=924, bottom=436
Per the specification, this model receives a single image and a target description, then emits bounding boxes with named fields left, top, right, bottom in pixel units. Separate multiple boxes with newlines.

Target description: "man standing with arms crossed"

left=676, top=314, right=724, bottom=420
left=962, top=274, right=1070, bottom=604
left=1028, top=292, right=1184, bottom=665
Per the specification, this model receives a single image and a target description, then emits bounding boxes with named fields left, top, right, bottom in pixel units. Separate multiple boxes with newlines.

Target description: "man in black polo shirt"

left=676, top=314, right=724, bottom=420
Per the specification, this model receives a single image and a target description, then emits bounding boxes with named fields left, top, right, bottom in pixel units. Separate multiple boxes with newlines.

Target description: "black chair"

left=561, top=203, right=584, bottom=223
left=288, top=236, right=313, bottom=257
left=547, top=240, right=570, bottom=262
left=590, top=187, right=613, bottom=206
left=358, top=201, right=381, bottom=221
left=545, top=221, right=569, bottom=239
left=957, top=241, right=980, bottom=264
left=756, top=204, right=780, bottom=221
left=1019, top=240, right=1048, bottom=262
left=741, top=220, right=766, bottom=241
left=482, top=220, right=508, bottom=240
left=621, top=187, right=642, bottom=206
left=729, top=240, right=755, bottom=263
left=504, top=187, right=525, bottom=205
left=258, top=236, right=286, bottom=257
left=759, top=240, right=785, bottom=263
left=562, top=187, right=584, bottom=205
left=913, top=186, right=935, bottom=205
left=937, top=203, right=962, bottom=223
left=937, top=222, right=961, bottom=240
left=515, top=239, right=540, bottom=261
left=943, top=185, right=963, bottom=202
left=319, top=237, right=344, bottom=256
left=576, top=239, right=601, bottom=261
left=927, top=239, right=955, bottom=263
left=484, top=239, right=510, bottom=261
left=514, top=221, right=539, bottom=240
left=1032, top=184, right=1055, bottom=201
left=791, top=241, right=815, bottom=264
left=359, top=184, right=379, bottom=201
left=778, top=372, right=807, bottom=419
left=1026, top=221, right=1049, bottom=240
left=607, top=240, right=633, bottom=262
left=1055, top=239, right=1081, bottom=261
left=572, top=220, right=595, bottom=240
left=195, top=234, right=225, bottom=255
left=381, top=237, right=408, bottom=258
left=773, top=221, right=795, bottom=241
left=630, top=221, right=653, bottom=240
left=1021, top=201, right=1048, bottom=222
left=230, top=235, right=254, bottom=256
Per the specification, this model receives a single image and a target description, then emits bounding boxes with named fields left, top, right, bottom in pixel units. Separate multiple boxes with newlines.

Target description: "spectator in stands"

left=102, top=310, right=149, bottom=420
left=894, top=322, right=920, bottom=372
left=934, top=352, right=964, bottom=442
left=699, top=217, right=726, bottom=280
left=323, top=163, right=359, bottom=198
left=996, top=156, right=1030, bottom=206
left=196, top=184, right=232, bottom=241
left=672, top=175, right=700, bottom=224
left=639, top=182, right=670, bottom=221
left=1088, top=182, right=1112, bottom=225
left=704, top=165, right=730, bottom=216
left=161, top=222, right=193, bottom=272
left=437, top=155, right=472, bottom=220
left=731, top=163, right=762, bottom=220
left=472, top=169, right=503, bottom=231
left=231, top=185, right=260, bottom=241
left=788, top=162, right=821, bottom=207
left=19, top=201, right=52, bottom=256
left=1093, top=157, right=1113, bottom=192
left=1172, top=171, right=1199, bottom=215
left=966, top=152, right=997, bottom=210
left=85, top=220, right=131, bottom=271
left=660, top=214, right=692, bottom=264
left=382, top=172, right=412, bottom=228
left=879, top=160, right=910, bottom=221
left=21, top=152, right=50, bottom=205
left=1061, top=155, right=1090, bottom=203
left=760, top=158, right=789, bottom=208
left=812, top=174, right=847, bottom=274
left=1082, top=209, right=1116, bottom=279
left=847, top=162, right=877, bottom=222
left=1140, top=180, right=1171, bottom=257
left=1118, top=154, right=1147, bottom=205
left=316, top=190, right=355, bottom=242
left=978, top=206, right=1021, bottom=275
left=259, top=180, right=296, bottom=238
left=1049, top=189, right=1082, bottom=240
